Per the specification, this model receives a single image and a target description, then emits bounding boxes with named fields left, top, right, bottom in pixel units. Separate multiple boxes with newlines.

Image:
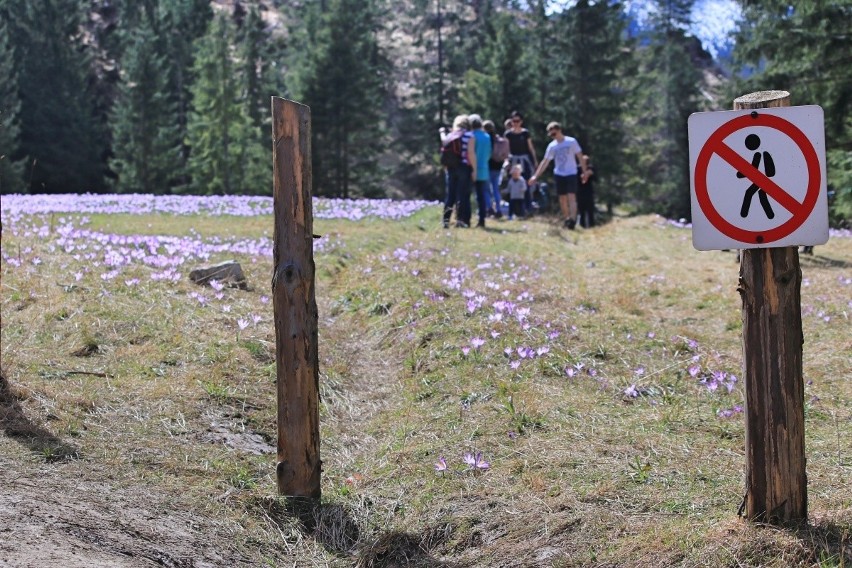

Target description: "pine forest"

left=0, top=0, right=849, bottom=224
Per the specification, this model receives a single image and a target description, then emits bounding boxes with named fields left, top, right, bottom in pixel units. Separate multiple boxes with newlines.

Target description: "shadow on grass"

left=788, top=520, right=852, bottom=565
left=730, top=518, right=852, bottom=566
left=799, top=253, right=852, bottom=270
left=0, top=372, right=78, bottom=462
left=252, top=496, right=459, bottom=566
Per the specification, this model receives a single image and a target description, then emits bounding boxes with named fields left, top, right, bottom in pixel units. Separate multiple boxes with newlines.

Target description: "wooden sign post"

left=735, top=91, right=807, bottom=523
left=271, top=97, right=321, bottom=498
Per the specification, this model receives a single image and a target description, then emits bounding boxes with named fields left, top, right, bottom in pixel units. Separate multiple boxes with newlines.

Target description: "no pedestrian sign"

left=688, top=105, right=829, bottom=251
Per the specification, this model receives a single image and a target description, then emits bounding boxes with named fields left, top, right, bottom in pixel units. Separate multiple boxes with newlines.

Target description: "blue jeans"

left=444, top=165, right=472, bottom=225
left=474, top=180, right=489, bottom=223
left=487, top=169, right=502, bottom=213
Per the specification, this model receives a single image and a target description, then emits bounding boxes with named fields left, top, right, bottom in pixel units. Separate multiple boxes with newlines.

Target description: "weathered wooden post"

left=271, top=97, right=321, bottom=498
left=734, top=90, right=807, bottom=523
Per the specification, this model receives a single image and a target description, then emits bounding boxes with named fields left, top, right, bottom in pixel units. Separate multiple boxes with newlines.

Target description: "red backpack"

left=440, top=131, right=463, bottom=168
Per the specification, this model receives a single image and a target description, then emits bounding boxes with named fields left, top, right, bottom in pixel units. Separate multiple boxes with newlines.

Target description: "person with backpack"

left=483, top=120, right=508, bottom=218
left=439, top=115, right=475, bottom=228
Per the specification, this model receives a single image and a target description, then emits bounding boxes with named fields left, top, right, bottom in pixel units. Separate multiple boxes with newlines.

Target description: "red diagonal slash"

left=709, top=139, right=803, bottom=215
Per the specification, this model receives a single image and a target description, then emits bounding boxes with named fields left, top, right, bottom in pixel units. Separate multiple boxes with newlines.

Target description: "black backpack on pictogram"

left=440, top=131, right=463, bottom=169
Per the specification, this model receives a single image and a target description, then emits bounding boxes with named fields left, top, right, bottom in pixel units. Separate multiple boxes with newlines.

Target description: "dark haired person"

left=529, top=122, right=589, bottom=230
left=504, top=111, right=538, bottom=215
left=577, top=154, right=596, bottom=228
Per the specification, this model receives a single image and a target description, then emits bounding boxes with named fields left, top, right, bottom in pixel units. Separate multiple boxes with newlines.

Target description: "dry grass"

left=2, top=207, right=850, bottom=566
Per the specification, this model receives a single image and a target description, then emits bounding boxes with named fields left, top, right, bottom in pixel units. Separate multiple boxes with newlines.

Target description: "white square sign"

left=688, top=105, right=829, bottom=251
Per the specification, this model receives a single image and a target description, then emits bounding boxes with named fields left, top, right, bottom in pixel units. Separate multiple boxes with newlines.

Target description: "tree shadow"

left=0, top=372, right=79, bottom=462
left=799, top=253, right=851, bottom=270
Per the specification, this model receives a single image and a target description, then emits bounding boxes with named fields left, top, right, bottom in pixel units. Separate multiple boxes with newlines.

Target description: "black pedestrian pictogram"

left=738, top=134, right=775, bottom=219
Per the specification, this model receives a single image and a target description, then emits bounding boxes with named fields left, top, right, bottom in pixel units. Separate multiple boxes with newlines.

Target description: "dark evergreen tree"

left=292, top=0, right=391, bottom=198
left=623, top=0, right=702, bottom=219
left=552, top=0, right=629, bottom=211
left=459, top=10, right=533, bottom=128
left=109, top=17, right=182, bottom=194
left=1, top=0, right=106, bottom=193
left=237, top=5, right=283, bottom=132
left=186, top=13, right=267, bottom=195
left=0, top=16, right=25, bottom=194
left=732, top=1, right=852, bottom=224
left=159, top=0, right=214, bottom=188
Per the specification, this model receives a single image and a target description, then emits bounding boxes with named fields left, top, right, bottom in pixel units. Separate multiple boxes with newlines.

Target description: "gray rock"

left=189, top=260, right=248, bottom=290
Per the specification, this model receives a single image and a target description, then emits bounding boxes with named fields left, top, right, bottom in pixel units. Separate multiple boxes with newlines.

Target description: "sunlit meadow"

left=2, top=194, right=850, bottom=566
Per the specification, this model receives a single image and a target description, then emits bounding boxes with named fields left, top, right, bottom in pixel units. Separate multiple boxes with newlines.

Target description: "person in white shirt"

left=528, top=122, right=590, bottom=229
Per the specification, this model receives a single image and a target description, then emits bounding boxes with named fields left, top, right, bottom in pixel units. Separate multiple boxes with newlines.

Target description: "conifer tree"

left=0, top=16, right=25, bottom=194
left=292, top=0, right=390, bottom=198
left=459, top=10, right=533, bottom=128
left=109, top=18, right=182, bottom=194
left=238, top=6, right=283, bottom=132
left=623, top=0, right=702, bottom=219
left=1, top=0, right=106, bottom=193
left=186, top=13, right=267, bottom=195
left=552, top=0, right=629, bottom=210
left=732, top=1, right=852, bottom=224
left=159, top=0, right=214, bottom=188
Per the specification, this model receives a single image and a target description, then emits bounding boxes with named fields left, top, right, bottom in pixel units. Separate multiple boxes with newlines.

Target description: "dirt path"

left=0, top=456, right=247, bottom=568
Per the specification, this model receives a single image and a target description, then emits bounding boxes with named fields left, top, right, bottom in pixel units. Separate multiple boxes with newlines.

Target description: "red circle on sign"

left=694, top=113, right=821, bottom=244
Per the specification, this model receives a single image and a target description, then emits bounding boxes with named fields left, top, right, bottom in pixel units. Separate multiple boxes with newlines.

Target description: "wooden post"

left=271, top=97, right=321, bottom=498
left=735, top=90, right=807, bottom=523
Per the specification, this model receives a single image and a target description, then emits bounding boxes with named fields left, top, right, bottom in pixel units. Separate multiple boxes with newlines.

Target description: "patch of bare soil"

left=1, top=374, right=248, bottom=568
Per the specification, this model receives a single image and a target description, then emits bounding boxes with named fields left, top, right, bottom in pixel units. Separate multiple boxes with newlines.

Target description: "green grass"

left=2, top=207, right=851, bottom=566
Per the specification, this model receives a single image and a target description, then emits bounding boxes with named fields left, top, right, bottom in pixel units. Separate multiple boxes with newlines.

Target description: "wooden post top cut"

left=734, top=91, right=791, bottom=109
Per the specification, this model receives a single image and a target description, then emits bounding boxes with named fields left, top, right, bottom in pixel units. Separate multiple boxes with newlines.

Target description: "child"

left=506, top=164, right=527, bottom=220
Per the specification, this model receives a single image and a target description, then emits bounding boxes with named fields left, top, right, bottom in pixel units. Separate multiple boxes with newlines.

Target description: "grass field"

left=1, top=196, right=850, bottom=567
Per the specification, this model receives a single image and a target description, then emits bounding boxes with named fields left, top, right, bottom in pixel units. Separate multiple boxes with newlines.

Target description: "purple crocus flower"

left=624, top=384, right=639, bottom=398
left=464, top=452, right=489, bottom=470
left=471, top=337, right=485, bottom=349
left=434, top=457, right=448, bottom=472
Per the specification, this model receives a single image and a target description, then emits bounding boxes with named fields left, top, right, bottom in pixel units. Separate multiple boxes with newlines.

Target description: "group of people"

left=439, top=110, right=597, bottom=230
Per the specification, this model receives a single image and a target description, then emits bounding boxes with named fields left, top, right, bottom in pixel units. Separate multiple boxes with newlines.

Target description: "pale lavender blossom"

left=434, top=457, right=448, bottom=473
left=470, top=337, right=485, bottom=349
left=463, top=452, right=490, bottom=470
left=624, top=384, right=639, bottom=398
left=237, top=318, right=250, bottom=330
